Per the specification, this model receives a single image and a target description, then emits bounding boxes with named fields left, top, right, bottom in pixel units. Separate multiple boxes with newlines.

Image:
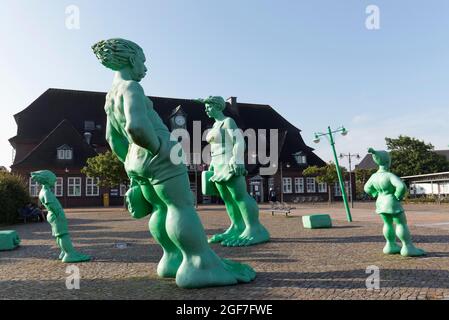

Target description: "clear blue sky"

left=1, top=0, right=448, bottom=169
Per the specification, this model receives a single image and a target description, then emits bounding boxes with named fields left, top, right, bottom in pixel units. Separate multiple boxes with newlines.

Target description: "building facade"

left=10, top=88, right=333, bottom=207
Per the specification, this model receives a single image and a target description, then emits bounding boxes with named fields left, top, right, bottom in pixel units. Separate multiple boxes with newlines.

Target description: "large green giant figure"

left=364, top=148, right=425, bottom=257
left=199, top=96, right=270, bottom=247
left=31, top=170, right=91, bottom=263
left=92, top=38, right=255, bottom=288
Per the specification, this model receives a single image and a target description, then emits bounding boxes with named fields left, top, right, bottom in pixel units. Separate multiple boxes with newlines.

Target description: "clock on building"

left=174, top=115, right=186, bottom=126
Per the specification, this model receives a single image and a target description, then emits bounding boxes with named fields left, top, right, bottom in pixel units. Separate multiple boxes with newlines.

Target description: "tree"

left=385, top=135, right=449, bottom=177
left=81, top=151, right=128, bottom=188
left=354, top=168, right=376, bottom=199
left=0, top=172, right=30, bottom=224
left=303, top=163, right=347, bottom=204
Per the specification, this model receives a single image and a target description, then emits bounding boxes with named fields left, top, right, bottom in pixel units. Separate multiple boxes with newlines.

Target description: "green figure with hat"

left=364, top=148, right=425, bottom=257
left=31, top=170, right=91, bottom=263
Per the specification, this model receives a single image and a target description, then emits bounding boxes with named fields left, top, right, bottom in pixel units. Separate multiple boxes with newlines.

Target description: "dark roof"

left=435, top=150, right=449, bottom=160
left=356, top=150, right=449, bottom=170
left=11, top=119, right=97, bottom=169
left=10, top=88, right=325, bottom=169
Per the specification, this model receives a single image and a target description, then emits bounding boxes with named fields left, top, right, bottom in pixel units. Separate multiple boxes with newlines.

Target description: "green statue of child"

left=364, top=148, right=425, bottom=257
left=31, top=170, right=91, bottom=263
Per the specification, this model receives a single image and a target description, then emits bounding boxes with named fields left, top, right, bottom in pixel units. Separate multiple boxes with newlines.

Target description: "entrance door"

left=250, top=181, right=263, bottom=203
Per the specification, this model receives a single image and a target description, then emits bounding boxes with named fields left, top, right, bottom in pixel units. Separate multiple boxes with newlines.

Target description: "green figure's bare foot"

left=401, top=245, right=426, bottom=257
left=222, top=225, right=270, bottom=247
left=175, top=253, right=256, bottom=289
left=58, top=251, right=65, bottom=260
left=62, top=252, right=91, bottom=263
left=383, top=242, right=401, bottom=255
left=208, top=225, right=244, bottom=244
left=157, top=251, right=182, bottom=278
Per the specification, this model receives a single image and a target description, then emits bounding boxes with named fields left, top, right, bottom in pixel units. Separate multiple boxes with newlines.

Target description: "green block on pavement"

left=302, top=214, right=332, bottom=229
left=0, top=230, right=21, bottom=250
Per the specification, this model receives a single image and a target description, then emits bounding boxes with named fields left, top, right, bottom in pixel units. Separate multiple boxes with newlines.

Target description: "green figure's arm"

left=223, top=118, right=245, bottom=163
left=106, top=117, right=129, bottom=163
left=40, top=190, right=62, bottom=217
left=364, top=176, right=378, bottom=198
left=390, top=174, right=407, bottom=201
left=123, top=81, right=160, bottom=155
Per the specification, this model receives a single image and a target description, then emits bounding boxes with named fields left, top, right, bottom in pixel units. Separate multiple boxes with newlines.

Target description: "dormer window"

left=57, top=145, right=73, bottom=160
left=293, top=151, right=307, bottom=165
left=84, top=121, right=95, bottom=131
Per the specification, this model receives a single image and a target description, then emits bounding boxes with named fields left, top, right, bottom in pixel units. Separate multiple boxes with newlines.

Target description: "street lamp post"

left=313, top=126, right=353, bottom=222
left=339, top=153, right=360, bottom=209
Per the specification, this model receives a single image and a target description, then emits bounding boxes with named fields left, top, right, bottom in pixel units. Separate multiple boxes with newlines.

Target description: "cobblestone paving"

left=1, top=206, right=449, bottom=300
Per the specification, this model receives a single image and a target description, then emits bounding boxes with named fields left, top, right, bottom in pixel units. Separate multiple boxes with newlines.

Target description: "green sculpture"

left=364, top=148, right=426, bottom=257
left=31, top=170, right=91, bottom=263
left=199, top=96, right=270, bottom=247
left=92, top=38, right=255, bottom=288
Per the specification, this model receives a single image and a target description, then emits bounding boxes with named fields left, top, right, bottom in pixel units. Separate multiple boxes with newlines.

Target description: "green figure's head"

left=31, top=170, right=57, bottom=187
left=92, top=38, right=148, bottom=82
left=200, top=96, right=226, bottom=119
left=368, top=148, right=391, bottom=170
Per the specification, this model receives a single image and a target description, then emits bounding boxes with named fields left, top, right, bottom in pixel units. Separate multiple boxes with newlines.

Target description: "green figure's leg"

left=140, top=183, right=182, bottom=278
left=153, top=174, right=256, bottom=289
left=58, top=235, right=91, bottom=263
left=208, top=183, right=245, bottom=244
left=221, top=176, right=270, bottom=247
left=379, top=213, right=401, bottom=254
left=393, top=212, right=426, bottom=257
left=56, top=238, right=65, bottom=260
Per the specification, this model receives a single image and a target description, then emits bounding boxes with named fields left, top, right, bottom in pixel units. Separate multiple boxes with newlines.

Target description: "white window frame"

left=68, top=177, right=82, bottom=197
left=120, top=184, right=128, bottom=197
left=86, top=177, right=100, bottom=197
left=268, top=178, right=275, bottom=191
left=57, top=149, right=65, bottom=160
left=29, top=178, right=41, bottom=197
left=283, top=177, right=292, bottom=194
left=65, top=149, right=73, bottom=160
left=306, top=177, right=316, bottom=193
left=318, top=182, right=327, bottom=193
left=57, top=145, right=73, bottom=160
left=294, top=177, right=304, bottom=193
left=52, top=177, right=63, bottom=197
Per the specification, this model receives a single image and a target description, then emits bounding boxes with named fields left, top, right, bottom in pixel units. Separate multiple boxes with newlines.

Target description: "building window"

left=68, top=177, right=82, bottom=197
left=306, top=178, right=316, bottom=193
left=84, top=121, right=95, bottom=131
left=29, top=178, right=41, bottom=197
left=283, top=177, right=292, bottom=194
left=86, top=177, right=99, bottom=197
left=293, top=152, right=307, bottom=165
left=57, top=145, right=73, bottom=160
left=318, top=182, right=327, bottom=193
left=334, top=182, right=350, bottom=196
left=51, top=177, right=63, bottom=197
left=268, top=178, right=275, bottom=191
left=120, top=184, right=128, bottom=197
left=294, top=178, right=304, bottom=193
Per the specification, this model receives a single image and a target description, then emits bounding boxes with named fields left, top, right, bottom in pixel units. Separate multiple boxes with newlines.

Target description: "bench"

left=267, top=201, right=296, bottom=217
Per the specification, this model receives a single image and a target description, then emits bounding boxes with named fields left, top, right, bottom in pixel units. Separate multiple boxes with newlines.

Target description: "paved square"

left=1, top=204, right=449, bottom=300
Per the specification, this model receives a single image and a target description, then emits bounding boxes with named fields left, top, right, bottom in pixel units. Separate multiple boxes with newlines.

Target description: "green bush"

left=0, top=172, right=30, bottom=224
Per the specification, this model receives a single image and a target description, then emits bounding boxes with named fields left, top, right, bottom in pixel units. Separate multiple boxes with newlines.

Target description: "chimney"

left=84, top=132, right=92, bottom=145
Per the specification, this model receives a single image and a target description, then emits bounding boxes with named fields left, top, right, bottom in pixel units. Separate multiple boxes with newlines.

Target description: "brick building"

left=10, top=88, right=332, bottom=207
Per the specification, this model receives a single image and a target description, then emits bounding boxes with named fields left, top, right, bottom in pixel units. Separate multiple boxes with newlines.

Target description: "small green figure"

left=199, top=96, right=270, bottom=247
left=31, top=170, right=91, bottom=263
left=92, top=38, right=255, bottom=288
left=364, top=148, right=426, bottom=257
